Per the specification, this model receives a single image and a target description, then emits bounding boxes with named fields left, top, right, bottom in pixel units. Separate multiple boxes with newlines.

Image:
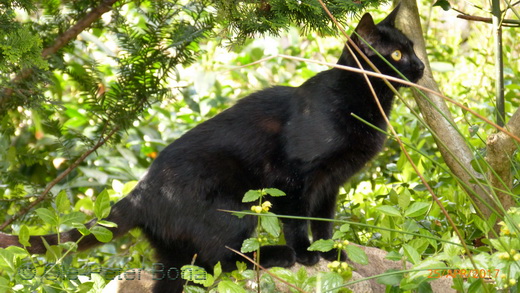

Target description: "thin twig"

left=457, top=14, right=520, bottom=26
left=0, top=126, right=119, bottom=230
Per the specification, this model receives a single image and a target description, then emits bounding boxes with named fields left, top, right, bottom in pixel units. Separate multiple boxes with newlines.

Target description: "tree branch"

left=457, top=14, right=520, bottom=26
left=0, top=126, right=119, bottom=231
left=1, top=0, right=121, bottom=106
left=397, top=0, right=498, bottom=219
left=486, top=108, right=520, bottom=213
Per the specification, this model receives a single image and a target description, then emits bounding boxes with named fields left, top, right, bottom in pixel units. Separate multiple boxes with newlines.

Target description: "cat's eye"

left=391, top=50, right=402, bottom=61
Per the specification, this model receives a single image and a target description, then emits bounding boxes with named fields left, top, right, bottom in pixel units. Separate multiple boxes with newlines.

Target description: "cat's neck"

left=334, top=48, right=396, bottom=110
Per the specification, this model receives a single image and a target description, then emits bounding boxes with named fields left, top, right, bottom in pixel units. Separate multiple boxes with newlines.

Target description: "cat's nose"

left=417, top=59, right=425, bottom=72
left=415, top=58, right=425, bottom=78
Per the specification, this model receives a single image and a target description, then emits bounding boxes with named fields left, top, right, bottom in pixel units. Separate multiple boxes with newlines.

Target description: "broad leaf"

left=18, top=225, right=30, bottom=247
left=36, top=208, right=58, bottom=226
left=55, top=190, right=70, bottom=213
left=260, top=213, right=280, bottom=237
left=217, top=280, right=246, bottom=293
left=308, top=239, right=334, bottom=252
left=403, top=244, right=420, bottom=265
left=346, top=244, right=368, bottom=265
left=376, top=205, right=401, bottom=217
left=61, top=212, right=87, bottom=226
left=264, top=188, right=286, bottom=197
left=94, top=189, right=111, bottom=219
left=241, top=238, right=260, bottom=253
left=242, top=190, right=261, bottom=202
left=404, top=202, right=430, bottom=218
left=90, top=226, right=113, bottom=243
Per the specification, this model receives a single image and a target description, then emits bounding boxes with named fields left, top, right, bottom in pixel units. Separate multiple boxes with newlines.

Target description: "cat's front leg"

left=310, top=194, right=347, bottom=262
left=283, top=218, right=320, bottom=266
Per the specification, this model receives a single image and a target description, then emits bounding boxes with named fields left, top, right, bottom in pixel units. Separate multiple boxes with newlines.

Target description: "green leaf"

left=403, top=244, right=420, bottom=265
left=377, top=269, right=403, bottom=286
left=97, top=220, right=118, bottom=228
left=36, top=208, right=58, bottom=226
left=58, top=241, right=78, bottom=252
left=339, top=224, right=350, bottom=232
left=90, top=226, right=113, bottom=243
left=467, top=278, right=484, bottom=293
left=398, top=191, right=410, bottom=209
left=0, top=249, right=15, bottom=272
left=44, top=244, right=62, bottom=262
left=55, top=190, right=70, bottom=213
left=242, top=190, right=261, bottom=202
left=241, top=238, right=260, bottom=253
left=433, top=0, right=451, bottom=11
left=345, top=244, right=368, bottom=265
left=183, top=285, right=207, bottom=293
left=308, top=239, right=335, bottom=252
left=319, top=272, right=343, bottom=292
left=376, top=205, right=401, bottom=217
left=18, top=225, right=31, bottom=247
left=470, top=158, right=488, bottom=174
left=181, top=265, right=208, bottom=282
left=0, top=276, right=10, bottom=291
left=408, top=259, right=446, bottom=282
left=122, top=181, right=138, bottom=195
left=217, top=280, right=246, bottom=293
left=385, top=251, right=402, bottom=261
left=213, top=262, right=222, bottom=279
left=264, top=188, right=286, bottom=197
left=72, top=223, right=90, bottom=236
left=260, top=213, right=281, bottom=237
left=232, top=210, right=248, bottom=219
left=94, top=189, right=111, bottom=219
left=404, top=202, right=430, bottom=218
left=61, top=212, right=87, bottom=226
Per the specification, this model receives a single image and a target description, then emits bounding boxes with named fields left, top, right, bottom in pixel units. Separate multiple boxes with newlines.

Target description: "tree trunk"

left=394, top=0, right=510, bottom=222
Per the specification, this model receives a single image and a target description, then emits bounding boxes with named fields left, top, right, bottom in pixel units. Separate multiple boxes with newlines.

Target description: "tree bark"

left=486, top=108, right=520, bottom=214
left=395, top=0, right=501, bottom=220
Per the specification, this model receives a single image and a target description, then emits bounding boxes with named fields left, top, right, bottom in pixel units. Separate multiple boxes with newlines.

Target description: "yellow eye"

left=391, top=50, right=402, bottom=61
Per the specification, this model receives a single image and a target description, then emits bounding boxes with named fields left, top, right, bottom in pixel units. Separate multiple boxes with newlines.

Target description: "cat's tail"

left=0, top=195, right=137, bottom=254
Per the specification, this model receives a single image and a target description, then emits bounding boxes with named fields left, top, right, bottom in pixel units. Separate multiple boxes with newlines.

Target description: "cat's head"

left=339, top=4, right=424, bottom=86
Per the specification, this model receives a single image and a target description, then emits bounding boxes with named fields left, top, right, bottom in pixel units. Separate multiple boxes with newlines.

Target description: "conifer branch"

left=1, top=0, right=121, bottom=107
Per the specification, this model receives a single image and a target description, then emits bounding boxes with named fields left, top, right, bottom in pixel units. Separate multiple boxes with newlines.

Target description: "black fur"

left=0, top=5, right=424, bottom=293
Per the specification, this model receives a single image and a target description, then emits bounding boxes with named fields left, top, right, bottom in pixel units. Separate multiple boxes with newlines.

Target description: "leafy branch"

left=1, top=0, right=121, bottom=109
left=0, top=125, right=119, bottom=230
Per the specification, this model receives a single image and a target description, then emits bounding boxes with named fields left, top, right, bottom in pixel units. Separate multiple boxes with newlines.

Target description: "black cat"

left=0, top=4, right=424, bottom=293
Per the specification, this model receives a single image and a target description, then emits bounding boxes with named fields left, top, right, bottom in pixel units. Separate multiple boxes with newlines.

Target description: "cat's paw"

left=258, top=245, right=296, bottom=268
left=296, top=250, right=320, bottom=266
left=320, top=248, right=347, bottom=262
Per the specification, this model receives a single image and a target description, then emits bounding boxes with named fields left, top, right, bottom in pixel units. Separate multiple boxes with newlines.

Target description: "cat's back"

left=152, top=86, right=297, bottom=166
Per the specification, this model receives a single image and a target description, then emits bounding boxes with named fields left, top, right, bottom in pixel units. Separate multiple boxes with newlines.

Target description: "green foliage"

left=240, top=188, right=286, bottom=253
left=0, top=185, right=122, bottom=292
left=1, top=0, right=520, bottom=292
left=213, top=0, right=380, bottom=42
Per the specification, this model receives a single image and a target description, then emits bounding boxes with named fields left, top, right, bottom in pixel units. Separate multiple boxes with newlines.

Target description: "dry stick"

left=225, top=246, right=307, bottom=293
left=1, top=0, right=120, bottom=103
left=231, top=53, right=520, bottom=145
left=0, top=126, right=119, bottom=230
left=315, top=0, right=479, bottom=268
left=457, top=14, right=520, bottom=26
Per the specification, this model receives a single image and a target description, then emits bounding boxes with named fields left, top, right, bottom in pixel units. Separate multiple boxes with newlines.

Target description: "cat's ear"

left=378, top=2, right=401, bottom=27
left=352, top=13, right=379, bottom=47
